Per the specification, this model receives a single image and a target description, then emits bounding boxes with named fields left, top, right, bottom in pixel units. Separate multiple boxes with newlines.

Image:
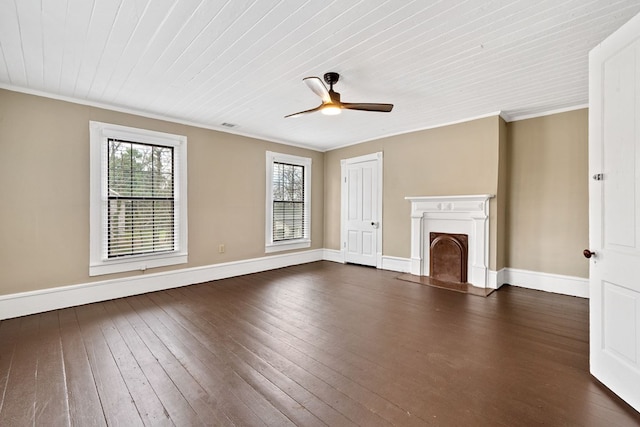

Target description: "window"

left=266, top=151, right=311, bottom=253
left=90, top=121, right=187, bottom=276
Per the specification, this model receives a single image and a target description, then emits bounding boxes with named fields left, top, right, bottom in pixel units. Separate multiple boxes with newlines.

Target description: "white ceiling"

left=1, top=1, right=639, bottom=151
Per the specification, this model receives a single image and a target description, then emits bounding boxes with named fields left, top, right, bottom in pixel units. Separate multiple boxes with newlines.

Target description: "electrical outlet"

left=218, top=244, right=225, bottom=254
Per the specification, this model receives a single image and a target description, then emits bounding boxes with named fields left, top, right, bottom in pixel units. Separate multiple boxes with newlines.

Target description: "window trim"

left=265, top=151, right=311, bottom=253
left=89, top=121, right=188, bottom=276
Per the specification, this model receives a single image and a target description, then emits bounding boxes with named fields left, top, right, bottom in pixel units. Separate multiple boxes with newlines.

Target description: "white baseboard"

left=0, top=252, right=589, bottom=320
left=322, top=251, right=411, bottom=273
left=376, top=262, right=585, bottom=299
left=488, top=268, right=506, bottom=290
left=0, top=249, right=324, bottom=320
left=381, top=256, right=412, bottom=273
left=502, top=268, right=589, bottom=298
left=322, top=248, right=343, bottom=263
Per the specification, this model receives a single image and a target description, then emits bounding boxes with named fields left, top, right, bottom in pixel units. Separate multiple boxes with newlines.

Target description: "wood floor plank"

left=212, top=285, right=473, bottom=424
left=145, top=290, right=300, bottom=427
left=108, top=298, right=233, bottom=426
left=57, top=308, right=107, bottom=426
left=1, top=261, right=639, bottom=426
left=215, top=276, right=460, bottom=398
left=73, top=304, right=145, bottom=426
left=219, top=263, right=638, bottom=425
left=101, top=299, right=204, bottom=426
left=79, top=303, right=173, bottom=426
left=126, top=294, right=270, bottom=426
left=174, top=282, right=437, bottom=426
left=159, top=286, right=350, bottom=427
left=0, top=315, right=40, bottom=426
left=211, top=328, right=349, bottom=426
left=33, top=311, right=70, bottom=426
left=0, top=316, right=21, bottom=415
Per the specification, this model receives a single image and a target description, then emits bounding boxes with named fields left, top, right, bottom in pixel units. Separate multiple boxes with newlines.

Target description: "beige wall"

left=324, top=116, right=505, bottom=270
left=0, top=89, right=324, bottom=295
left=506, top=109, right=589, bottom=278
left=0, top=87, right=589, bottom=298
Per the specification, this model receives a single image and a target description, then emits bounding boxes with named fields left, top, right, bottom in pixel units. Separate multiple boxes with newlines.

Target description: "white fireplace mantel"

left=405, top=194, right=494, bottom=288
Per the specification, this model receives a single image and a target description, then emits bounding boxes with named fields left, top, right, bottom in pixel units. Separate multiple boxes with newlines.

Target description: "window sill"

left=89, top=252, right=188, bottom=276
left=265, top=240, right=311, bottom=254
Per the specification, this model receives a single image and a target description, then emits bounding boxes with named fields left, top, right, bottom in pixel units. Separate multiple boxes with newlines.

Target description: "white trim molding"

left=488, top=268, right=507, bottom=290
left=506, top=104, right=588, bottom=122
left=0, top=250, right=324, bottom=320
left=322, top=249, right=343, bottom=263
left=503, top=268, right=589, bottom=298
left=381, top=256, right=412, bottom=273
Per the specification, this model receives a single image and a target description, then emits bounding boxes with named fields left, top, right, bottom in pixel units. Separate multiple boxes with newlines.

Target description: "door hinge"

left=343, top=242, right=346, bottom=248
left=344, top=177, right=347, bottom=183
left=593, top=173, right=604, bottom=181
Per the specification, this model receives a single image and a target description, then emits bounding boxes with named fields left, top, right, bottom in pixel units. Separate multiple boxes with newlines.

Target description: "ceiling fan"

left=285, top=72, right=393, bottom=118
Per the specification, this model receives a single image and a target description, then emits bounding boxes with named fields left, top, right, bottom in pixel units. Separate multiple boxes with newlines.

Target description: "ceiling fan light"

left=321, top=104, right=341, bottom=115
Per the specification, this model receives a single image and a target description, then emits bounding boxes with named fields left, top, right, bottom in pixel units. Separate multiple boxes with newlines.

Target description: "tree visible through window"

left=107, top=139, right=175, bottom=257
left=272, top=162, right=305, bottom=241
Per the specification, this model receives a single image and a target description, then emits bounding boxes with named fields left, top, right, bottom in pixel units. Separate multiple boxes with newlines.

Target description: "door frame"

left=340, top=152, right=383, bottom=267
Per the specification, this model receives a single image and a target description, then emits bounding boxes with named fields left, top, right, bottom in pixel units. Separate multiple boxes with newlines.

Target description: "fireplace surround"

left=405, top=195, right=494, bottom=289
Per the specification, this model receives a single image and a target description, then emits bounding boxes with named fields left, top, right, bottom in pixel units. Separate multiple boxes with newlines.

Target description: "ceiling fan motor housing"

left=324, top=72, right=340, bottom=86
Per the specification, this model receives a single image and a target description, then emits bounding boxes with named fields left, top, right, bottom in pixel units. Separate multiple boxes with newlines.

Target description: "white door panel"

left=348, top=169, right=359, bottom=220
left=347, top=230, right=358, bottom=253
left=362, top=232, right=374, bottom=255
left=602, top=282, right=639, bottom=364
left=362, top=167, right=373, bottom=221
left=589, top=11, right=640, bottom=412
left=603, top=42, right=638, bottom=248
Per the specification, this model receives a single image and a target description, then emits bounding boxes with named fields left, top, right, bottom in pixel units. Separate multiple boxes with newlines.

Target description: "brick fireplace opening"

left=429, top=232, right=468, bottom=284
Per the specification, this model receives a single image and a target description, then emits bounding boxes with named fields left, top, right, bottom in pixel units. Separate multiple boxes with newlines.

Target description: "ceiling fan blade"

left=284, top=104, right=324, bottom=118
left=303, top=77, right=331, bottom=103
left=342, top=102, right=394, bottom=112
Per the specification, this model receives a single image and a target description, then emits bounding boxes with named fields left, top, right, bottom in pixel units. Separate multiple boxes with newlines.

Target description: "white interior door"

left=341, top=152, right=382, bottom=267
left=588, top=11, right=640, bottom=412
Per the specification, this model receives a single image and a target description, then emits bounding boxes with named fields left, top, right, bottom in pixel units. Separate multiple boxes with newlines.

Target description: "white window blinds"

left=107, top=139, right=175, bottom=257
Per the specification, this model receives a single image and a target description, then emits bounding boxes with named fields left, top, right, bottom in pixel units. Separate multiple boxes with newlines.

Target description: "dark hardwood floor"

left=1, top=261, right=638, bottom=426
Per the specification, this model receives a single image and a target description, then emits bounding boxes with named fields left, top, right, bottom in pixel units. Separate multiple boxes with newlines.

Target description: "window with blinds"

left=265, top=151, right=311, bottom=253
left=107, top=139, right=174, bottom=257
left=272, top=162, right=305, bottom=241
left=89, top=121, right=187, bottom=276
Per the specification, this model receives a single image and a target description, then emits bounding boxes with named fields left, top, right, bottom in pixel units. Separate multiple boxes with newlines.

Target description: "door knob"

left=583, top=249, right=596, bottom=259
left=371, top=221, right=379, bottom=229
